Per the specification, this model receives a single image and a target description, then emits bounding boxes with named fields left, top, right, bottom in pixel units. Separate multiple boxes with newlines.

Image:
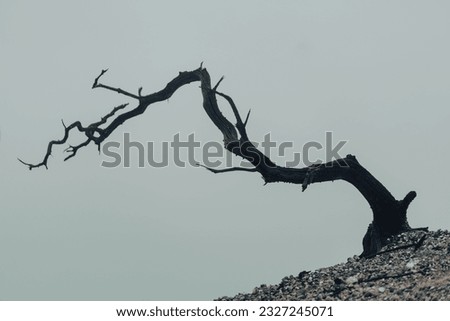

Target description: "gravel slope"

left=217, top=229, right=450, bottom=301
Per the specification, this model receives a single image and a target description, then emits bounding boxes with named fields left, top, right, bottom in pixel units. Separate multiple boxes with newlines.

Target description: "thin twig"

left=92, top=69, right=140, bottom=100
left=92, top=69, right=108, bottom=89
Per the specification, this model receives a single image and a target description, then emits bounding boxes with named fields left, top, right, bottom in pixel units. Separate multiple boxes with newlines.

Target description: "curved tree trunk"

left=19, top=65, right=423, bottom=257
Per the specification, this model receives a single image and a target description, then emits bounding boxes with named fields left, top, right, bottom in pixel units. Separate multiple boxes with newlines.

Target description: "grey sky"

left=1, top=0, right=449, bottom=300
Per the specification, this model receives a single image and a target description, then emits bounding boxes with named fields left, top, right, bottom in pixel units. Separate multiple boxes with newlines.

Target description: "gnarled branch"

left=20, top=65, right=421, bottom=257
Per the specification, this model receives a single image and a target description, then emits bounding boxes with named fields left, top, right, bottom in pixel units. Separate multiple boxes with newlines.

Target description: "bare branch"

left=18, top=157, right=48, bottom=170
left=21, top=67, right=237, bottom=169
left=94, top=83, right=140, bottom=100
left=18, top=120, right=91, bottom=170
left=92, top=68, right=140, bottom=100
left=213, top=90, right=245, bottom=128
left=19, top=103, right=128, bottom=169
left=90, top=103, right=129, bottom=128
left=213, top=76, right=225, bottom=91
left=92, top=69, right=108, bottom=89
left=196, top=163, right=257, bottom=174
left=243, top=109, right=251, bottom=127
left=64, top=138, right=92, bottom=161
left=400, top=191, right=417, bottom=212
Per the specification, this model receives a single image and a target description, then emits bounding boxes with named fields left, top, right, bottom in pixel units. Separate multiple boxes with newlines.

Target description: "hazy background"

left=1, top=0, right=449, bottom=300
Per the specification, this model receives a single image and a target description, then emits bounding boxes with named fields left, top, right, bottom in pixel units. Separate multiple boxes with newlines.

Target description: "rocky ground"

left=217, top=229, right=450, bottom=301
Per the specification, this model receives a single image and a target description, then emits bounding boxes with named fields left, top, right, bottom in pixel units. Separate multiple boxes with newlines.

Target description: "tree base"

left=361, top=222, right=429, bottom=257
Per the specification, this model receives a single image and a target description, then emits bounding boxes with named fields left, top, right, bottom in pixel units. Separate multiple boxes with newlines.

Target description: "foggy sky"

left=1, top=0, right=449, bottom=300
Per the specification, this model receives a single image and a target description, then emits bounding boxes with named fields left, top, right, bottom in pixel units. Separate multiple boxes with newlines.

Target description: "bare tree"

left=19, top=65, right=426, bottom=257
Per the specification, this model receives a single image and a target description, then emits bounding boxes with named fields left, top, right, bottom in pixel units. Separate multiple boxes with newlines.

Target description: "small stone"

left=378, top=287, right=386, bottom=293
left=406, top=259, right=418, bottom=269
left=345, top=276, right=358, bottom=284
left=334, top=277, right=344, bottom=285
left=363, top=290, right=375, bottom=298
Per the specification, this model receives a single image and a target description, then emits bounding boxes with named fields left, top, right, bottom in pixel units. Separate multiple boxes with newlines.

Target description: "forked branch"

left=92, top=69, right=140, bottom=100
left=18, top=103, right=128, bottom=170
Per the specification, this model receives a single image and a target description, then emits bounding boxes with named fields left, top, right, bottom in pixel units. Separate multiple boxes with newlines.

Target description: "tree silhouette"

left=19, top=65, right=426, bottom=257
